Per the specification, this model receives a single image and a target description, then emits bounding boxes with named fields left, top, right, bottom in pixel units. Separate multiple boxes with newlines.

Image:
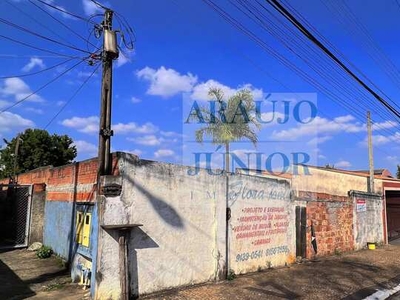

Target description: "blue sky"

left=0, top=0, right=400, bottom=174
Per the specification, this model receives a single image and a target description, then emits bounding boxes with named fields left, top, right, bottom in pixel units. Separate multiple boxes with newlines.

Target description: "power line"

left=280, top=0, right=400, bottom=114
left=0, top=54, right=77, bottom=59
left=322, top=0, right=400, bottom=100
left=5, top=0, right=77, bottom=49
left=264, top=0, right=400, bottom=121
left=89, top=0, right=110, bottom=11
left=0, top=59, right=87, bottom=114
left=174, top=0, right=397, bottom=160
left=28, top=0, right=98, bottom=50
left=0, top=34, right=81, bottom=59
left=0, top=57, right=77, bottom=79
left=44, top=64, right=100, bottom=130
left=0, top=17, right=91, bottom=55
left=33, top=0, right=97, bottom=24
left=235, top=0, right=399, bottom=134
left=201, top=0, right=399, bottom=139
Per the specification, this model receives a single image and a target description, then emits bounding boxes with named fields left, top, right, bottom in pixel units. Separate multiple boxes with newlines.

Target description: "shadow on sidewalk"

left=0, top=258, right=35, bottom=300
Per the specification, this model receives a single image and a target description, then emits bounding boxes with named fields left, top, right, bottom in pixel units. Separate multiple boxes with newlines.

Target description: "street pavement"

left=142, top=244, right=400, bottom=300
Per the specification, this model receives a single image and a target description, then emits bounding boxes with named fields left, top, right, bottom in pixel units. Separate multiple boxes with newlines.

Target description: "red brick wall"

left=0, top=155, right=120, bottom=203
left=299, top=191, right=354, bottom=258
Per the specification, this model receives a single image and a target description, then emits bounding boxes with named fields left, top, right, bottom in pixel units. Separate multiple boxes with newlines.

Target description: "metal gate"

left=0, top=184, right=33, bottom=249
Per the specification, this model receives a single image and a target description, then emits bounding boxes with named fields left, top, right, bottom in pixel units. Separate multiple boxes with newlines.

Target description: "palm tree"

left=194, top=88, right=261, bottom=173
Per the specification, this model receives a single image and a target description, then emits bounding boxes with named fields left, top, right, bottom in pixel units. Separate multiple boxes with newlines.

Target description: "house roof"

left=351, top=169, right=393, bottom=177
left=238, top=166, right=400, bottom=182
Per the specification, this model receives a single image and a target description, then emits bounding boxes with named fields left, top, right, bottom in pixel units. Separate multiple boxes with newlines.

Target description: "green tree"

left=0, top=129, right=77, bottom=179
left=193, top=88, right=261, bottom=173
left=396, top=165, right=400, bottom=179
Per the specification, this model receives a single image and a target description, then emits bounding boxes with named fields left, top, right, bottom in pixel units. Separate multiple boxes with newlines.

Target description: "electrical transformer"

left=104, top=29, right=119, bottom=59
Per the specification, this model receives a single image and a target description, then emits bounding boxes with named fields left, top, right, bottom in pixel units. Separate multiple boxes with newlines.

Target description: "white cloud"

left=272, top=115, right=364, bottom=140
left=160, top=131, right=183, bottom=138
left=191, top=80, right=264, bottom=101
left=25, top=107, right=44, bottom=114
left=73, top=140, right=97, bottom=155
left=307, top=136, right=332, bottom=146
left=131, top=97, right=141, bottom=104
left=0, top=112, right=34, bottom=134
left=61, top=116, right=99, bottom=134
left=116, top=51, right=133, bottom=68
left=22, top=57, right=45, bottom=72
left=154, top=149, right=175, bottom=158
left=77, top=71, right=98, bottom=78
left=129, top=149, right=143, bottom=156
left=368, top=132, right=400, bottom=146
left=386, top=156, right=398, bottom=163
left=136, top=66, right=197, bottom=98
left=335, top=160, right=352, bottom=168
left=0, top=100, right=11, bottom=109
left=372, top=120, right=397, bottom=131
left=129, top=135, right=161, bottom=146
left=61, top=116, right=160, bottom=137
left=0, top=78, right=43, bottom=102
left=113, top=122, right=158, bottom=135
left=82, top=0, right=103, bottom=16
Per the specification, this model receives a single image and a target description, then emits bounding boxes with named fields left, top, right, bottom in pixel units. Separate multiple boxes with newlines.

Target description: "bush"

left=227, top=269, right=236, bottom=281
left=36, top=245, right=53, bottom=259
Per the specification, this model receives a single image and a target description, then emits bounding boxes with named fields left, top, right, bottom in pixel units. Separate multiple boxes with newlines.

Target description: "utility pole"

left=367, top=111, right=374, bottom=193
left=12, top=133, right=22, bottom=184
left=98, top=9, right=118, bottom=177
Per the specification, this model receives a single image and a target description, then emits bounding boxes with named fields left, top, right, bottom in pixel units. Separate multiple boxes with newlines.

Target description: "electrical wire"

left=201, top=0, right=399, bottom=138
left=0, top=59, right=87, bottom=114
left=264, top=0, right=400, bottom=120
left=44, top=64, right=100, bottom=129
left=280, top=0, right=400, bottom=114
left=28, top=0, right=98, bottom=50
left=5, top=0, right=76, bottom=49
left=0, top=57, right=78, bottom=79
left=0, top=54, right=78, bottom=59
left=89, top=0, right=110, bottom=11
left=173, top=0, right=397, bottom=160
left=322, top=0, right=400, bottom=101
left=0, top=17, right=92, bottom=55
left=235, top=0, right=399, bottom=133
left=33, top=0, right=97, bottom=24
left=0, top=34, right=81, bottom=59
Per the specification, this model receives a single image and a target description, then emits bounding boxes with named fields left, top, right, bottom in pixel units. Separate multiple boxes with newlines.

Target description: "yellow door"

left=82, top=213, right=92, bottom=247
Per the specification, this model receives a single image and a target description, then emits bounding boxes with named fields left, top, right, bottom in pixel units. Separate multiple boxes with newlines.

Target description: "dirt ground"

left=0, top=249, right=87, bottom=300
left=142, top=243, right=400, bottom=300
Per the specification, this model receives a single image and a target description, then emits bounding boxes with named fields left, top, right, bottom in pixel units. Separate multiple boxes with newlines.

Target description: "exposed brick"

left=2, top=154, right=119, bottom=203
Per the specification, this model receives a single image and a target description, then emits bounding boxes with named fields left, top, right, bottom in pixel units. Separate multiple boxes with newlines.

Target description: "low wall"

left=96, top=154, right=294, bottom=299
left=302, top=192, right=354, bottom=257
left=351, top=191, right=384, bottom=250
left=29, top=186, right=46, bottom=243
left=96, top=154, right=226, bottom=299
left=228, top=174, right=294, bottom=273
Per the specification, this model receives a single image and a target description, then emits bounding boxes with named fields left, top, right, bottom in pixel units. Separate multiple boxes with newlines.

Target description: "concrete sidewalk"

left=0, top=249, right=87, bottom=300
left=142, top=244, right=400, bottom=300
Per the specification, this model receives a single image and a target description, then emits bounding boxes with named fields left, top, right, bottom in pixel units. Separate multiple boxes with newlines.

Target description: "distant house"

left=352, top=169, right=394, bottom=178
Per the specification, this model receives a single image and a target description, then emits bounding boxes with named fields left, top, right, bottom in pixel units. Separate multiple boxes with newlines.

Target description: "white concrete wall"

left=227, top=174, right=294, bottom=274
left=293, top=166, right=370, bottom=196
left=96, top=154, right=226, bottom=298
left=352, top=191, right=384, bottom=250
